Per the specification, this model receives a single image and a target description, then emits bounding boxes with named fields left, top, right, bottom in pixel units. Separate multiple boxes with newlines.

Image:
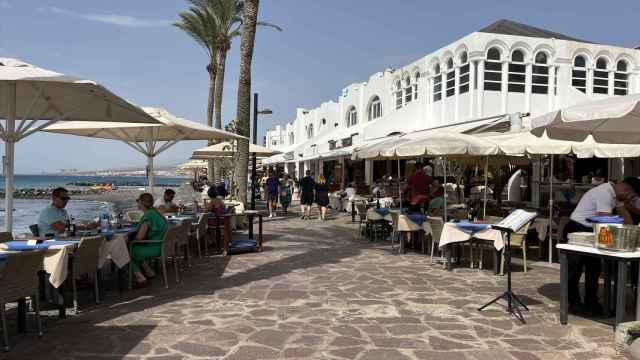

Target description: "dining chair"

left=207, top=214, right=224, bottom=253
left=354, top=202, right=368, bottom=239
left=128, top=226, right=180, bottom=290
left=0, top=233, right=11, bottom=243
left=70, top=235, right=104, bottom=314
left=0, top=251, right=45, bottom=351
left=196, top=212, right=209, bottom=256
left=365, top=208, right=387, bottom=242
left=476, top=216, right=504, bottom=270
left=548, top=216, right=570, bottom=259
left=175, top=219, right=192, bottom=269
left=500, top=221, right=532, bottom=275
left=426, top=217, right=445, bottom=264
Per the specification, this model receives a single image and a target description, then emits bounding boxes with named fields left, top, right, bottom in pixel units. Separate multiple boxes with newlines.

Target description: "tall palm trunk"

left=206, top=60, right=217, bottom=184
left=212, top=47, right=228, bottom=183
left=234, top=0, right=259, bottom=205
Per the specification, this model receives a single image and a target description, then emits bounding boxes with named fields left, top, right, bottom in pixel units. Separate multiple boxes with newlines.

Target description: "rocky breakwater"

left=0, top=188, right=107, bottom=199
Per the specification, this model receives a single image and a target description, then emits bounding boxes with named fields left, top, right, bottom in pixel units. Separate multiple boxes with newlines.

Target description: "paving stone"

left=428, top=336, right=474, bottom=350
left=248, top=329, right=293, bottom=349
left=358, top=349, right=411, bottom=360
left=171, top=342, right=226, bottom=357
left=225, top=345, right=280, bottom=360
left=329, top=346, right=365, bottom=359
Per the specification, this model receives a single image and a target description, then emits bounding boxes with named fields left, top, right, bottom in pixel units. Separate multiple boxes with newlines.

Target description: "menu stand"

left=478, top=224, right=529, bottom=323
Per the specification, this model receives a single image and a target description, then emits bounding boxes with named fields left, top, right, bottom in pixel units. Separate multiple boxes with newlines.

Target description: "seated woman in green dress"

left=131, top=193, right=168, bottom=286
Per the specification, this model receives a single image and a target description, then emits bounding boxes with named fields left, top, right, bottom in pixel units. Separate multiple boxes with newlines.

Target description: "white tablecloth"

left=98, top=235, right=131, bottom=269
left=438, top=223, right=505, bottom=251
left=42, top=244, right=76, bottom=288
left=532, top=217, right=555, bottom=241
left=329, top=194, right=343, bottom=211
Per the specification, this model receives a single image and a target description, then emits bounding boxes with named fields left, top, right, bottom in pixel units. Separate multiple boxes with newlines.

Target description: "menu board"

left=493, top=209, right=537, bottom=233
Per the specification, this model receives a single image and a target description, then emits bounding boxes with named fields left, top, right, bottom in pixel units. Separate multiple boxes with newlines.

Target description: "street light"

left=251, top=93, right=272, bottom=211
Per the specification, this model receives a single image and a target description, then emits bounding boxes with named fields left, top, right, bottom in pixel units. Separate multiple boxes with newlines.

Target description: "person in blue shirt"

left=37, top=187, right=97, bottom=237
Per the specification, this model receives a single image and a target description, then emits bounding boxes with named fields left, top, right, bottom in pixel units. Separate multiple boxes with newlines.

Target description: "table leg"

left=258, top=215, right=263, bottom=251
left=616, top=260, right=627, bottom=326
left=223, top=216, right=231, bottom=256
left=493, top=249, right=500, bottom=275
left=559, top=250, right=568, bottom=325
left=604, top=260, right=612, bottom=316
left=248, top=214, right=254, bottom=240
left=17, top=298, right=26, bottom=333
left=351, top=202, right=356, bottom=223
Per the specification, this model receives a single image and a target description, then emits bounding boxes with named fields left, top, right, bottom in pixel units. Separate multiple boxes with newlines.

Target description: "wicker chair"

left=354, top=202, right=368, bottom=239
left=0, top=233, right=11, bottom=243
left=174, top=219, right=192, bottom=269
left=500, top=222, right=532, bottom=275
left=427, top=217, right=445, bottom=264
left=0, top=251, right=45, bottom=351
left=193, top=213, right=209, bottom=258
left=128, top=226, right=179, bottom=289
left=70, top=235, right=104, bottom=314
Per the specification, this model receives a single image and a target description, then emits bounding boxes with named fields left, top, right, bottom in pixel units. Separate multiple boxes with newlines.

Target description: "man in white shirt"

left=154, top=189, right=178, bottom=214
left=564, top=178, right=640, bottom=316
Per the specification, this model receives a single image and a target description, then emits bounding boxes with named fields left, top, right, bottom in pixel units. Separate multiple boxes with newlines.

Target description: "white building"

left=264, top=19, right=640, bottom=185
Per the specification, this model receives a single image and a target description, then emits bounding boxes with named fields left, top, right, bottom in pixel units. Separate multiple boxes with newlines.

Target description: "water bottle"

left=100, top=213, right=109, bottom=232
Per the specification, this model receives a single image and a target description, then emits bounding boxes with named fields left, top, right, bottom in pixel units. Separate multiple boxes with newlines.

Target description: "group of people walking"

left=260, top=170, right=330, bottom=221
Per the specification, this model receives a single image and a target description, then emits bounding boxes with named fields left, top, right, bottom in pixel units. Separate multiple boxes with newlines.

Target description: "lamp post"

left=251, top=92, right=273, bottom=210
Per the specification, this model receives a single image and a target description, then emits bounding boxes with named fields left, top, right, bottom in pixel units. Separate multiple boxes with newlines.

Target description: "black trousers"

left=563, top=220, right=601, bottom=305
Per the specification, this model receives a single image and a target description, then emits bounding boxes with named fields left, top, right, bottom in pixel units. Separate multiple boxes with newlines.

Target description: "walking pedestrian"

left=279, top=174, right=293, bottom=214
left=315, top=175, right=330, bottom=221
left=265, top=170, right=279, bottom=218
left=299, top=170, right=315, bottom=220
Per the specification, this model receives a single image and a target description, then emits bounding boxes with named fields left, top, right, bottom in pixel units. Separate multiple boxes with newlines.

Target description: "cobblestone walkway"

left=3, top=212, right=626, bottom=359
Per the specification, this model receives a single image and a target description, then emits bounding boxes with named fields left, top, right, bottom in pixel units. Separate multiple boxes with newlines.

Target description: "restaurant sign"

left=284, top=151, right=294, bottom=161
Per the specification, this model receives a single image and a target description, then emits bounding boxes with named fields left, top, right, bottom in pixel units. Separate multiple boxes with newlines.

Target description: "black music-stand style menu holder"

left=478, top=209, right=537, bottom=323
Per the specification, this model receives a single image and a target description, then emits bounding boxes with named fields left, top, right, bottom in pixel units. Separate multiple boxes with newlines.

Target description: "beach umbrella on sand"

left=0, top=58, right=161, bottom=232
left=44, top=107, right=245, bottom=191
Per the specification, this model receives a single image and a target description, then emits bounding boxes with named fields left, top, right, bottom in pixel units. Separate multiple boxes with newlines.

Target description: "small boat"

left=91, top=183, right=113, bottom=191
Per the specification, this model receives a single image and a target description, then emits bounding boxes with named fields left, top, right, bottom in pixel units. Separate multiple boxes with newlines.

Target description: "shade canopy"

left=192, top=142, right=280, bottom=157
left=177, top=159, right=209, bottom=171
left=0, top=58, right=161, bottom=232
left=531, top=94, right=640, bottom=144
left=43, top=107, right=245, bottom=190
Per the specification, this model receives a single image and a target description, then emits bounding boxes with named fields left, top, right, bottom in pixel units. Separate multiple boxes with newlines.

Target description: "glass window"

left=532, top=52, right=549, bottom=94
left=484, top=47, right=502, bottom=91
left=433, top=64, right=442, bottom=102
left=413, top=72, right=419, bottom=100
left=395, top=80, right=403, bottom=109
left=593, top=57, right=609, bottom=94
left=458, top=52, right=469, bottom=94
left=321, top=118, right=326, bottom=125
left=615, top=60, right=629, bottom=96
left=572, top=55, right=587, bottom=93
left=368, top=96, right=382, bottom=121
left=404, top=77, right=413, bottom=103
left=289, top=132, right=294, bottom=145
left=346, top=107, right=357, bottom=127
left=508, top=50, right=526, bottom=93
left=307, top=124, right=314, bottom=139
left=445, top=58, right=455, bottom=97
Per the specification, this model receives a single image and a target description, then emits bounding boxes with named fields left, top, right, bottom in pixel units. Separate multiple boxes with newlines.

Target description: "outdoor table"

left=557, top=243, right=640, bottom=327
left=0, top=240, right=78, bottom=288
left=436, top=221, right=504, bottom=272
left=214, top=211, right=263, bottom=256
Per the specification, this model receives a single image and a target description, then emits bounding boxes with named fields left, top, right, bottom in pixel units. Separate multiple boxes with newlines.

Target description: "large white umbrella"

left=44, top=107, right=245, bottom=190
left=531, top=94, right=640, bottom=144
left=192, top=142, right=280, bottom=158
left=0, top=58, right=160, bottom=232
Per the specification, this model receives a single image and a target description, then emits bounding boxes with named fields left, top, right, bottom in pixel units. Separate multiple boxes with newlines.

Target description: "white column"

left=608, top=70, right=615, bottom=96
left=340, top=157, right=346, bottom=189
left=364, top=160, right=373, bottom=185
left=525, top=62, right=532, bottom=113
left=586, top=65, right=594, bottom=97
left=454, top=65, right=460, bottom=122
left=477, top=60, right=485, bottom=117
left=440, top=72, right=446, bottom=126
left=4, top=81, right=16, bottom=233
left=501, top=60, right=508, bottom=113
left=469, top=61, right=476, bottom=118
left=429, top=77, right=435, bottom=125
left=319, top=160, right=324, bottom=176
left=547, top=65, right=556, bottom=111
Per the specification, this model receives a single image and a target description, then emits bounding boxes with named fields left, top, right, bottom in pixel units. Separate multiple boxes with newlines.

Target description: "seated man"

left=37, top=187, right=97, bottom=236
left=154, top=189, right=178, bottom=214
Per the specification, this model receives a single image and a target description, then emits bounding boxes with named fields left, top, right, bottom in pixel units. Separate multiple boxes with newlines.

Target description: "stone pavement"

left=2, top=212, right=627, bottom=359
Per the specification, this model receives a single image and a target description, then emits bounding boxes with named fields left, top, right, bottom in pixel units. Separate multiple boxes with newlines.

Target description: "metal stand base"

left=478, top=230, right=529, bottom=324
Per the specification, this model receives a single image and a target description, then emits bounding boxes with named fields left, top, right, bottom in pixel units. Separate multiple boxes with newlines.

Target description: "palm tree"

left=233, top=0, right=259, bottom=204
left=174, top=3, right=219, bottom=182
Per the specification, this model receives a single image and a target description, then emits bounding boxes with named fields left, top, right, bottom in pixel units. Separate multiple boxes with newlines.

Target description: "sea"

left=0, top=174, right=189, bottom=234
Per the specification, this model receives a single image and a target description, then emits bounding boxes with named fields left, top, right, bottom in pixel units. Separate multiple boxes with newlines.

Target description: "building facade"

left=265, top=20, right=640, bottom=184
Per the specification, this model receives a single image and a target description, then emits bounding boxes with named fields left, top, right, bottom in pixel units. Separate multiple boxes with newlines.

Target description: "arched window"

left=532, top=52, right=549, bottom=94
left=321, top=118, right=327, bottom=125
left=572, top=55, right=587, bottom=93
left=346, top=106, right=357, bottom=127
left=394, top=80, right=403, bottom=109
left=413, top=72, right=420, bottom=99
left=458, top=52, right=470, bottom=94
left=593, top=57, right=609, bottom=94
left=484, top=47, right=502, bottom=91
left=306, top=124, right=314, bottom=139
left=507, top=49, right=526, bottom=93
left=445, top=58, right=455, bottom=97
left=404, top=76, right=413, bottom=104
left=433, top=64, right=442, bottom=102
left=368, top=96, right=382, bottom=121
left=289, top=132, right=294, bottom=145
left=615, top=60, right=629, bottom=96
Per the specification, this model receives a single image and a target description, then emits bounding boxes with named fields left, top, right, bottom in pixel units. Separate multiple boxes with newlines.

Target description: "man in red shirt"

left=407, top=163, right=433, bottom=212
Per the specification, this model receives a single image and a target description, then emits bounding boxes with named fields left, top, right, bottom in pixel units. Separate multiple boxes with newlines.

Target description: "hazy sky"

left=1, top=0, right=638, bottom=173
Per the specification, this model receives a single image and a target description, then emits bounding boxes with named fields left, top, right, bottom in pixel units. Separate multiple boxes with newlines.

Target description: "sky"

left=0, top=0, right=638, bottom=174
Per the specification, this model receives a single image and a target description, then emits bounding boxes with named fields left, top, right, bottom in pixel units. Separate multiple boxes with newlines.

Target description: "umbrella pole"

left=397, top=157, right=402, bottom=213
left=4, top=82, right=16, bottom=233
left=483, top=156, right=488, bottom=220
left=147, top=155, right=155, bottom=192
left=548, top=155, right=554, bottom=264
left=443, top=156, right=448, bottom=222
